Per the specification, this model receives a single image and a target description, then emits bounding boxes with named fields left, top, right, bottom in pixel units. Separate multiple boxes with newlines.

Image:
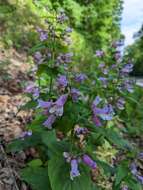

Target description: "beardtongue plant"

left=8, top=10, right=143, bottom=190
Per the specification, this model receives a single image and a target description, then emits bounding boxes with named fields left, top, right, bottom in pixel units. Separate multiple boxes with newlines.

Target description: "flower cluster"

left=23, top=10, right=141, bottom=189
left=91, top=96, right=114, bottom=127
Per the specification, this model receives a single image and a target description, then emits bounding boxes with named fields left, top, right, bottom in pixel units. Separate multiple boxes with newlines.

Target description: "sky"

left=121, top=0, right=143, bottom=46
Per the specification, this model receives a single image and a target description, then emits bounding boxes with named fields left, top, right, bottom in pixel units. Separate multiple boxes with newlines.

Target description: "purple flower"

left=40, top=31, right=48, bottom=41
left=98, top=104, right=114, bottom=120
left=95, top=50, right=104, bottom=57
left=91, top=97, right=114, bottom=126
left=34, top=52, right=42, bottom=64
left=116, top=98, right=125, bottom=110
left=102, top=68, right=109, bottom=75
left=82, top=154, right=97, bottom=169
left=136, top=175, right=143, bottom=184
left=123, top=79, right=134, bottom=93
left=115, top=52, right=121, bottom=61
left=92, top=115, right=102, bottom=127
left=122, top=186, right=129, bottom=190
left=71, top=88, right=80, bottom=102
left=75, top=127, right=88, bottom=136
left=65, top=27, right=72, bottom=33
left=99, top=77, right=108, bottom=88
left=55, top=94, right=68, bottom=107
left=57, top=11, right=68, bottom=23
left=49, top=94, right=68, bottom=116
left=138, top=152, right=143, bottom=158
left=37, top=28, right=48, bottom=41
left=98, top=63, right=105, bottom=68
left=57, top=75, right=68, bottom=89
left=70, top=159, right=80, bottom=180
left=43, top=115, right=56, bottom=129
left=25, top=83, right=39, bottom=98
left=20, top=130, right=32, bottom=139
left=92, top=96, right=102, bottom=106
left=37, top=99, right=52, bottom=109
left=130, top=163, right=143, bottom=184
left=121, top=63, right=133, bottom=74
left=131, top=163, right=137, bottom=175
left=56, top=53, right=73, bottom=65
left=74, top=74, right=87, bottom=83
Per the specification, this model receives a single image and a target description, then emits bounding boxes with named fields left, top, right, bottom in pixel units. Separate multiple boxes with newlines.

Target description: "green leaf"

left=115, top=164, right=128, bottom=186
left=125, top=177, right=142, bottom=190
left=41, top=130, right=57, bottom=148
left=7, top=133, right=41, bottom=153
left=97, top=160, right=114, bottom=177
left=21, top=166, right=51, bottom=190
left=27, top=159, right=43, bottom=167
left=37, top=64, right=58, bottom=76
left=105, top=128, right=131, bottom=149
left=20, top=100, right=37, bottom=110
left=48, top=156, right=93, bottom=190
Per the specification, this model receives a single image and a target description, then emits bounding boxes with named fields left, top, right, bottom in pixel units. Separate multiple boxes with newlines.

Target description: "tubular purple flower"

left=56, top=53, right=73, bottom=65
left=115, top=52, right=121, bottom=61
left=82, top=154, right=97, bottom=169
left=34, top=51, right=42, bottom=64
left=40, top=31, right=48, bottom=41
left=57, top=11, right=68, bottom=23
left=43, top=115, right=56, bottom=129
left=20, top=130, right=32, bottom=139
left=116, top=98, right=125, bottom=110
left=49, top=94, right=68, bottom=116
left=57, top=75, right=68, bottom=89
left=98, top=63, right=105, bottom=68
left=136, top=175, right=143, bottom=184
left=65, top=27, right=72, bottom=33
left=131, top=163, right=137, bottom=175
left=123, top=79, right=134, bottom=93
left=55, top=94, right=68, bottom=107
left=122, top=186, right=129, bottom=190
left=138, top=152, right=143, bottom=158
left=102, top=68, right=109, bottom=75
left=121, top=63, right=133, bottom=74
left=92, top=97, right=114, bottom=126
left=37, top=99, right=52, bottom=109
left=25, top=83, right=39, bottom=99
left=99, top=104, right=114, bottom=120
left=99, top=77, right=108, bottom=88
left=75, top=127, right=88, bottom=136
left=92, top=96, right=102, bottom=107
left=95, top=50, right=104, bottom=57
left=71, top=88, right=80, bottom=102
left=74, top=73, right=87, bottom=83
left=70, top=159, right=80, bottom=180
left=92, top=115, right=102, bottom=127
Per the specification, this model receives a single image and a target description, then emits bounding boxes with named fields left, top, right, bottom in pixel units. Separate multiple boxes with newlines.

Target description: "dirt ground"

left=0, top=47, right=33, bottom=190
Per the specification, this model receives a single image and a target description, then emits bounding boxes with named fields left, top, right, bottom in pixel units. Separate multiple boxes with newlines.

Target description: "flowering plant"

left=8, top=11, right=143, bottom=190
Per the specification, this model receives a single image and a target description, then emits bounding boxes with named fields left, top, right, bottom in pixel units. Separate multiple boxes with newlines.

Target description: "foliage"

left=7, top=9, right=143, bottom=190
left=124, top=24, right=143, bottom=76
